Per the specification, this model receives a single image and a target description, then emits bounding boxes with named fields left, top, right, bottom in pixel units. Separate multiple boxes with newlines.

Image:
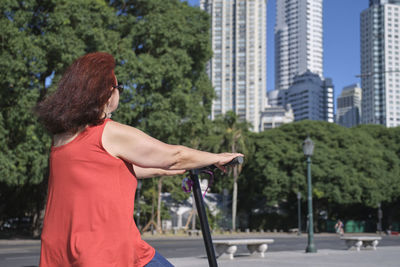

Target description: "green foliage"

left=239, top=120, right=400, bottom=229
left=202, top=111, right=253, bottom=192
left=111, top=0, right=213, bottom=145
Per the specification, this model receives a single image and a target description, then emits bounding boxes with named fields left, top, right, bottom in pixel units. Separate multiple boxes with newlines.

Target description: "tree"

left=111, top=0, right=213, bottom=139
left=239, top=120, right=400, bottom=231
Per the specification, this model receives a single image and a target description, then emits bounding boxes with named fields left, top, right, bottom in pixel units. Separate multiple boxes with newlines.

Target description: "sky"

left=186, top=0, right=370, bottom=103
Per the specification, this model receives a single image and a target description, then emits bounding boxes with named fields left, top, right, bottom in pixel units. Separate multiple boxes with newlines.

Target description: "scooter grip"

left=223, top=156, right=244, bottom=167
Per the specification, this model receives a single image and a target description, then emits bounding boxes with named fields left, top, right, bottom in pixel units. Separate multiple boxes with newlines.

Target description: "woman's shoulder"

left=102, top=120, right=156, bottom=160
left=102, top=120, right=138, bottom=158
left=103, top=119, right=128, bottom=137
left=103, top=120, right=142, bottom=138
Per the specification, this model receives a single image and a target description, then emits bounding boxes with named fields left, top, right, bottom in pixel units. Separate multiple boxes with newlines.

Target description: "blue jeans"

left=145, top=251, right=174, bottom=267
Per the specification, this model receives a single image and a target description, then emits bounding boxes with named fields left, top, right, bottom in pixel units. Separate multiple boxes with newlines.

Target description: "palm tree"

left=205, top=111, right=251, bottom=230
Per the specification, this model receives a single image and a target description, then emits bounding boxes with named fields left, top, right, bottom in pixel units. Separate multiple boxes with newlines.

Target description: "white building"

left=260, top=104, right=294, bottom=131
left=200, top=0, right=267, bottom=132
left=361, top=0, right=400, bottom=127
left=268, top=71, right=334, bottom=122
left=336, top=84, right=362, bottom=128
left=275, top=0, right=323, bottom=91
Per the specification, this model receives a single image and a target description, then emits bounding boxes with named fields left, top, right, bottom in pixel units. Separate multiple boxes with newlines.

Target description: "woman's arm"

left=133, top=165, right=186, bottom=179
left=102, top=120, right=243, bottom=170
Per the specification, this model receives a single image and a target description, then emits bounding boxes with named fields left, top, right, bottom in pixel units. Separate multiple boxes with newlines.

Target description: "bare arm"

left=133, top=165, right=186, bottom=179
left=102, top=120, right=243, bottom=170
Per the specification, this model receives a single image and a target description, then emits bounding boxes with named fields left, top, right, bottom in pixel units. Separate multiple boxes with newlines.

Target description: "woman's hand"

left=214, top=153, right=244, bottom=172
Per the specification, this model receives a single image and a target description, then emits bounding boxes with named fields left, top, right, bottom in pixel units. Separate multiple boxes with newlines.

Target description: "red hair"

left=36, top=52, right=116, bottom=134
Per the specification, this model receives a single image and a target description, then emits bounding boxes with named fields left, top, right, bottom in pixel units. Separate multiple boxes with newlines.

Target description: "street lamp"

left=303, top=137, right=317, bottom=253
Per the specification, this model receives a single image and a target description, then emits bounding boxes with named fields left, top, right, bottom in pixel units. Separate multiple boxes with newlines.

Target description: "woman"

left=36, top=52, right=242, bottom=267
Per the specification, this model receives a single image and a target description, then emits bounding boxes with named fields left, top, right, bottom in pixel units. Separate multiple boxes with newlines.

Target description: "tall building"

left=268, top=71, right=334, bottom=122
left=361, top=0, right=400, bottom=127
left=336, top=84, right=362, bottom=128
left=200, top=0, right=267, bottom=132
left=275, top=0, right=323, bottom=90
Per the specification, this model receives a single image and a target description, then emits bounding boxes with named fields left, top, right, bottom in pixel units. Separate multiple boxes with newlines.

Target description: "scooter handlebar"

left=223, top=156, right=244, bottom=168
left=190, top=156, right=244, bottom=173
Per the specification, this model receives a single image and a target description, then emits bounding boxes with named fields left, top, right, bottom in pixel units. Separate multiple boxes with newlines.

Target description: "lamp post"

left=303, top=137, right=317, bottom=253
left=297, top=192, right=302, bottom=236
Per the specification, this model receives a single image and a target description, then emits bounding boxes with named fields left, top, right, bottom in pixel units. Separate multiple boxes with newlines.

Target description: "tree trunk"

left=231, top=142, right=237, bottom=231
left=156, top=177, right=165, bottom=233
left=32, top=206, right=45, bottom=238
left=314, top=202, right=319, bottom=233
left=191, top=193, right=196, bottom=230
left=232, top=166, right=238, bottom=231
left=151, top=185, right=156, bottom=233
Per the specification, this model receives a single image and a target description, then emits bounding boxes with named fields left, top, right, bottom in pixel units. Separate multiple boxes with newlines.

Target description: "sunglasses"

left=112, top=83, right=124, bottom=94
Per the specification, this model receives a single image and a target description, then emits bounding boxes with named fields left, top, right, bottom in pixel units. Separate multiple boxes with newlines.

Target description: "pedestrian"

left=386, top=225, right=392, bottom=235
left=35, top=52, right=243, bottom=267
left=335, top=219, right=344, bottom=235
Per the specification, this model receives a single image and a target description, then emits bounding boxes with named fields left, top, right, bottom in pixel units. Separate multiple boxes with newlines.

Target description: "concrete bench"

left=213, top=239, right=274, bottom=259
left=340, top=236, right=382, bottom=251
left=186, top=229, right=200, bottom=236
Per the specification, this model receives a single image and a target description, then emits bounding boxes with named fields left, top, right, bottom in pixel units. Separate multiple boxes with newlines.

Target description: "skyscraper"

left=361, top=0, right=400, bottom=127
left=200, top=0, right=267, bottom=132
left=336, top=84, right=362, bottom=128
left=275, top=0, right=323, bottom=90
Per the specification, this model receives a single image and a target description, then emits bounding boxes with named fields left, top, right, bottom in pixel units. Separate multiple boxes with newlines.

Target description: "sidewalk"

left=169, top=246, right=399, bottom=267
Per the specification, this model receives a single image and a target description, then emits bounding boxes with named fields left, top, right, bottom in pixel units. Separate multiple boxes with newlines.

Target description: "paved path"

left=144, top=233, right=400, bottom=257
left=169, top=246, right=400, bottom=267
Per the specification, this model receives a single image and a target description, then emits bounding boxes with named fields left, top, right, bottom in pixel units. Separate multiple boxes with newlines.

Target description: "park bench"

left=186, top=229, right=201, bottom=236
left=213, top=239, right=274, bottom=259
left=340, top=236, right=382, bottom=251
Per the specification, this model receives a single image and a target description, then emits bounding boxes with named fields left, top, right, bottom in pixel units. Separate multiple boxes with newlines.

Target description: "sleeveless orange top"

left=40, top=119, right=155, bottom=267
